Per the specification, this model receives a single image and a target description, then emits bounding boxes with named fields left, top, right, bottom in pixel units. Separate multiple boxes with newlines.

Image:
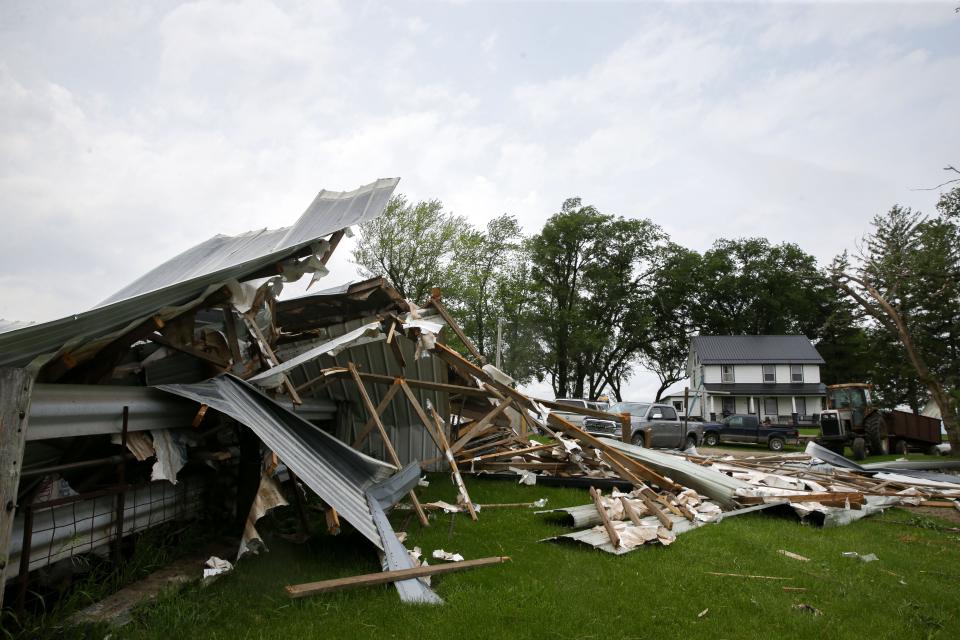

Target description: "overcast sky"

left=1, top=1, right=958, bottom=400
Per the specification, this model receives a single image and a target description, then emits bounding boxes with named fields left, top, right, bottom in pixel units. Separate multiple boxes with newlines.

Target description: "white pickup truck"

left=551, top=398, right=609, bottom=428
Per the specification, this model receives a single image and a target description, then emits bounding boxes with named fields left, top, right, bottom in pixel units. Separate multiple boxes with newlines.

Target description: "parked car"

left=582, top=402, right=703, bottom=449
left=700, top=414, right=799, bottom=451
left=552, top=398, right=609, bottom=428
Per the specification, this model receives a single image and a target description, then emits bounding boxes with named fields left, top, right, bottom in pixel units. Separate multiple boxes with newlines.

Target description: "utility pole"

left=495, top=318, right=503, bottom=369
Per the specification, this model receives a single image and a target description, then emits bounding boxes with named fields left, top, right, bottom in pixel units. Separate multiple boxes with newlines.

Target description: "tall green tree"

left=691, top=238, right=832, bottom=337
left=352, top=195, right=469, bottom=304
left=638, top=243, right=701, bottom=401
left=448, top=214, right=523, bottom=358
left=529, top=198, right=663, bottom=400
left=831, top=187, right=960, bottom=456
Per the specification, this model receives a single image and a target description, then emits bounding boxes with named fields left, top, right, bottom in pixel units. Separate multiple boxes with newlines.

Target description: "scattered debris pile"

left=3, top=175, right=959, bottom=618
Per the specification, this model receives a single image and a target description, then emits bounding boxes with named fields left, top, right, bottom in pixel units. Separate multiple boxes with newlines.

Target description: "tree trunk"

left=856, top=278, right=959, bottom=457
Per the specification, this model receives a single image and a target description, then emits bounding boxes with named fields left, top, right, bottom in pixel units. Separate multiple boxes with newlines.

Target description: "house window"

left=763, top=397, right=778, bottom=417
left=722, top=397, right=735, bottom=415
left=763, top=364, right=776, bottom=383
left=721, top=365, right=735, bottom=383
left=796, top=397, right=807, bottom=416
left=672, top=401, right=683, bottom=412
left=791, top=365, right=804, bottom=383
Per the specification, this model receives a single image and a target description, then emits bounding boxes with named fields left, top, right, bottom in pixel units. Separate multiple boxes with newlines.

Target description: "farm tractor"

left=817, top=383, right=941, bottom=460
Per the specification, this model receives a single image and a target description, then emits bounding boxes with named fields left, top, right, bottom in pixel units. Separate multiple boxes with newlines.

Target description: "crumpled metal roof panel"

left=157, top=374, right=398, bottom=550
left=0, top=178, right=399, bottom=369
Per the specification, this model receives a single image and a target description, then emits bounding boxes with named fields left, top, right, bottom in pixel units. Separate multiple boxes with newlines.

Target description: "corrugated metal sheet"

left=27, top=384, right=198, bottom=441
left=25, top=383, right=333, bottom=441
left=0, top=178, right=399, bottom=370
left=691, top=335, right=825, bottom=364
left=278, top=317, right=449, bottom=471
left=602, top=440, right=750, bottom=509
left=156, top=375, right=398, bottom=550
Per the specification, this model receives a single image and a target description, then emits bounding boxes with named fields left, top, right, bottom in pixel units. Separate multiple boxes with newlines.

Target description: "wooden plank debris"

left=707, top=572, right=793, bottom=580
left=285, top=556, right=510, bottom=599
left=590, top=486, right=621, bottom=548
left=347, top=364, right=429, bottom=527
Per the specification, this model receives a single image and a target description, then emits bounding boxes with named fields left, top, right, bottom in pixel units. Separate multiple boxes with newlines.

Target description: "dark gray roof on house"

left=691, top=335, right=824, bottom=365
left=704, top=383, right=827, bottom=396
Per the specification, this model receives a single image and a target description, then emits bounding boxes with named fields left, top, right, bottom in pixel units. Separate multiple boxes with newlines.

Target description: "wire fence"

left=10, top=479, right=202, bottom=612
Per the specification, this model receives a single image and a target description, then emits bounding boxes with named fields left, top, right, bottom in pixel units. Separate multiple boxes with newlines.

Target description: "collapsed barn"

left=2, top=177, right=960, bottom=618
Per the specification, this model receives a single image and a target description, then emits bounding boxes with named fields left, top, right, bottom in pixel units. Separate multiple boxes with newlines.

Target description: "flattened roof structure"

left=691, top=335, right=824, bottom=365
left=0, top=178, right=399, bottom=370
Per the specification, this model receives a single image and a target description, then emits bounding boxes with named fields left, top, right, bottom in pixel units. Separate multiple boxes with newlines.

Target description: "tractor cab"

left=826, top=384, right=871, bottom=428
left=819, top=383, right=885, bottom=459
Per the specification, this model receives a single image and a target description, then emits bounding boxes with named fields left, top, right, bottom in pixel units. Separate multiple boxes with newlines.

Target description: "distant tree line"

left=352, top=178, right=960, bottom=454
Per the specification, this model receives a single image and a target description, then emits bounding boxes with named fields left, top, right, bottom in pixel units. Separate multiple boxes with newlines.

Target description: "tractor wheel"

left=894, top=439, right=909, bottom=456
left=852, top=437, right=867, bottom=461
left=864, top=411, right=886, bottom=456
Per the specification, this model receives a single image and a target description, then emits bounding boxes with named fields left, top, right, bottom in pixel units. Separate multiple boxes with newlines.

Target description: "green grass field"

left=20, top=473, right=958, bottom=640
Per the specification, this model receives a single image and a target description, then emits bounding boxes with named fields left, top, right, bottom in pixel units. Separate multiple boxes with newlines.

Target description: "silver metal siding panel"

left=0, top=178, right=399, bottom=369
left=156, top=375, right=397, bottom=549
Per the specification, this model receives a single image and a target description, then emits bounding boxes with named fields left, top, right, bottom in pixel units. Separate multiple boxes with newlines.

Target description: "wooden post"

left=347, top=364, right=429, bottom=527
left=0, top=368, right=35, bottom=608
left=620, top=412, right=632, bottom=444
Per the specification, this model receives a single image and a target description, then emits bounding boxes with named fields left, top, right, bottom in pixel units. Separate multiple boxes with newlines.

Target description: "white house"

left=684, top=335, right=827, bottom=424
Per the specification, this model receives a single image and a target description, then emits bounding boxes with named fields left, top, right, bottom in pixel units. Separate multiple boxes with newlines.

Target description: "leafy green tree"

left=490, top=249, right=543, bottom=385
left=831, top=189, right=960, bottom=456
left=351, top=195, right=469, bottom=304
left=448, top=214, right=523, bottom=358
left=529, top=198, right=664, bottom=400
left=638, top=243, right=701, bottom=401
left=692, top=238, right=832, bottom=337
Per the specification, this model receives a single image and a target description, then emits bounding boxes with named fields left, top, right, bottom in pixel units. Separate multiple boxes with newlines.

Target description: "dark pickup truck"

left=701, top=414, right=799, bottom=451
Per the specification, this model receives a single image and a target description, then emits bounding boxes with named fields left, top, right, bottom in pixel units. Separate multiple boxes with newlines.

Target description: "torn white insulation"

left=238, top=472, right=290, bottom=559
left=540, top=488, right=723, bottom=554
left=150, top=429, right=187, bottom=484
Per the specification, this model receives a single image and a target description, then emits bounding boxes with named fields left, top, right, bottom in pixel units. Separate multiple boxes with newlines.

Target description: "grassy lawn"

left=29, top=473, right=956, bottom=640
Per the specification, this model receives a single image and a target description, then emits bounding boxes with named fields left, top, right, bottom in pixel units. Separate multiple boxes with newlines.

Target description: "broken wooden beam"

left=590, top=487, right=621, bottom=548
left=347, top=364, right=429, bottom=527
left=285, top=556, right=511, bottom=599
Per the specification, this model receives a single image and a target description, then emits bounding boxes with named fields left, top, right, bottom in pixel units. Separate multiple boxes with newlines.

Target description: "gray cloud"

left=1, top=0, right=957, bottom=400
